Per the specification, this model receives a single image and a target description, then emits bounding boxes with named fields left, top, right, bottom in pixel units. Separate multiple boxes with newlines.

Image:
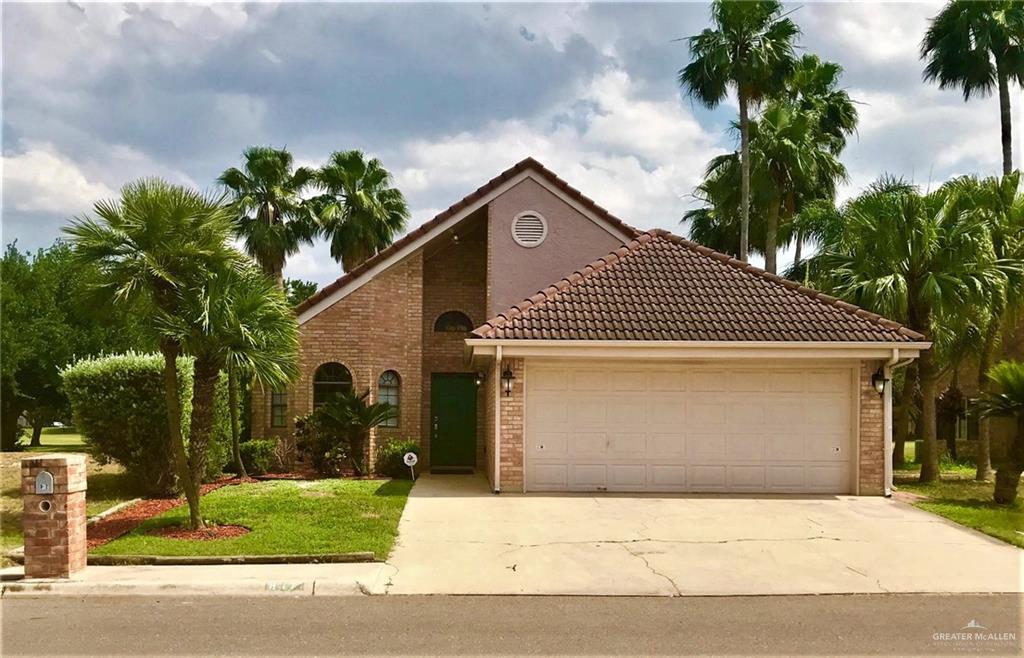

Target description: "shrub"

left=375, top=438, right=420, bottom=478
left=294, top=413, right=347, bottom=477
left=239, top=439, right=277, bottom=475
left=62, top=352, right=233, bottom=495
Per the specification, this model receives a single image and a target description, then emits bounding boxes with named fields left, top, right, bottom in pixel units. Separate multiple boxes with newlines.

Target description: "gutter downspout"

left=884, top=348, right=916, bottom=497
left=493, top=345, right=502, bottom=494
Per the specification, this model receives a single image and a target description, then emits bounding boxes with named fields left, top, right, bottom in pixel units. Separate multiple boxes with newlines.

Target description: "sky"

left=2, top=1, right=1016, bottom=285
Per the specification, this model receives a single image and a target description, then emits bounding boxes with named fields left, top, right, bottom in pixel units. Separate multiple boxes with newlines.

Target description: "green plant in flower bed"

left=375, top=438, right=420, bottom=479
left=238, top=439, right=277, bottom=475
left=91, top=479, right=412, bottom=559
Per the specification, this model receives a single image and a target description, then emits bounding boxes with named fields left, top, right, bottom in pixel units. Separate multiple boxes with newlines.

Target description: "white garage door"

left=525, top=362, right=856, bottom=494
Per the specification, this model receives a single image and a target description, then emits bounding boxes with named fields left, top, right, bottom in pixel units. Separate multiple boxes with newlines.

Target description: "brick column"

left=21, top=454, right=87, bottom=578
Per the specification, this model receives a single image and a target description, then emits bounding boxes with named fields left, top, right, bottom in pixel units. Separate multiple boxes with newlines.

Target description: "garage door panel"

left=688, top=400, right=726, bottom=427
left=727, top=465, right=766, bottom=489
left=767, top=465, right=806, bottom=490
left=526, top=364, right=854, bottom=494
left=530, top=463, right=569, bottom=489
left=726, top=434, right=766, bottom=460
left=608, top=432, right=646, bottom=457
left=689, top=465, right=727, bottom=489
left=571, top=464, right=607, bottom=488
left=648, top=399, right=686, bottom=425
left=612, top=371, right=647, bottom=391
left=648, top=433, right=686, bottom=458
left=570, top=432, right=607, bottom=456
left=534, top=399, right=569, bottom=424
left=765, top=434, right=806, bottom=460
left=570, top=400, right=607, bottom=425
left=608, top=464, right=647, bottom=489
left=649, top=465, right=687, bottom=490
left=725, top=401, right=765, bottom=431
left=530, top=432, right=568, bottom=457
left=687, top=433, right=726, bottom=460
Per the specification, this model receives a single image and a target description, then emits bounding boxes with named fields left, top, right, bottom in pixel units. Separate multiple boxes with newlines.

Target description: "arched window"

left=378, top=370, right=400, bottom=428
left=313, top=362, right=352, bottom=408
left=434, top=311, right=473, bottom=333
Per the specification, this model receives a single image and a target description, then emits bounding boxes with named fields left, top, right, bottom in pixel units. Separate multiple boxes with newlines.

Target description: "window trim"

left=313, top=362, right=353, bottom=409
left=270, top=389, right=288, bottom=428
left=378, top=370, right=401, bottom=428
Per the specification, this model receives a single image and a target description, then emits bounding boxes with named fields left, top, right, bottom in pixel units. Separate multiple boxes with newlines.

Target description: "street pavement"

left=2, top=593, right=1021, bottom=655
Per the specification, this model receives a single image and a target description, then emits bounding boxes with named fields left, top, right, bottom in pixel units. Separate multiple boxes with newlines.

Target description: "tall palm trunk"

left=765, top=200, right=780, bottom=274
left=160, top=339, right=202, bottom=530
left=738, top=91, right=751, bottom=263
left=187, top=355, right=222, bottom=515
left=228, top=363, right=247, bottom=478
left=993, top=415, right=1023, bottom=505
left=998, top=64, right=1013, bottom=176
left=975, top=309, right=1002, bottom=482
left=918, top=345, right=941, bottom=483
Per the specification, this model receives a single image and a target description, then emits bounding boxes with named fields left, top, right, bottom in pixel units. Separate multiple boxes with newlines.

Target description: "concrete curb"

left=0, top=579, right=367, bottom=598
left=3, top=552, right=376, bottom=566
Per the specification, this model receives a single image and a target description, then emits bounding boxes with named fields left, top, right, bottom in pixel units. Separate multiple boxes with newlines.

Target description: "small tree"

left=976, top=360, right=1024, bottom=505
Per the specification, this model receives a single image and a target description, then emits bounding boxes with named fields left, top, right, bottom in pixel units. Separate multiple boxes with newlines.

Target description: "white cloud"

left=397, top=68, right=723, bottom=231
left=2, top=143, right=115, bottom=214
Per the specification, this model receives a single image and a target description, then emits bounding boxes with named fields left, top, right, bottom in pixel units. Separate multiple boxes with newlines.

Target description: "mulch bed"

left=147, top=524, right=250, bottom=541
left=86, top=477, right=250, bottom=549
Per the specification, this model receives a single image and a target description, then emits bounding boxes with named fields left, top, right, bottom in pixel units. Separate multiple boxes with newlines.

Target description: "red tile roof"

left=294, top=157, right=640, bottom=315
left=472, top=230, right=924, bottom=343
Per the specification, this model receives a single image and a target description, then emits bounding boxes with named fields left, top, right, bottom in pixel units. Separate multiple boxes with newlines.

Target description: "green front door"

left=430, top=373, right=478, bottom=471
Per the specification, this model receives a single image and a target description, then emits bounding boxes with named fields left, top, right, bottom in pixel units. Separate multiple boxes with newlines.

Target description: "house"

left=252, top=158, right=930, bottom=495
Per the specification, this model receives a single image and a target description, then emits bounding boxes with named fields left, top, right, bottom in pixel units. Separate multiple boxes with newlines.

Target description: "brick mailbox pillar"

left=21, top=454, right=87, bottom=578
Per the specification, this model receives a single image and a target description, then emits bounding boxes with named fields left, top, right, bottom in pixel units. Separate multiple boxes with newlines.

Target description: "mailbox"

left=35, top=471, right=54, bottom=495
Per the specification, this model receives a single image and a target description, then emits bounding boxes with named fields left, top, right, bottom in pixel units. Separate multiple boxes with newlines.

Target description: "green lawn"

left=92, top=479, right=413, bottom=560
left=895, top=466, right=1023, bottom=549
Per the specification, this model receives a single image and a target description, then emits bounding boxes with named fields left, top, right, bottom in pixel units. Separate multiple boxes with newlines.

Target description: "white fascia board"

left=466, top=339, right=930, bottom=361
left=298, top=171, right=634, bottom=325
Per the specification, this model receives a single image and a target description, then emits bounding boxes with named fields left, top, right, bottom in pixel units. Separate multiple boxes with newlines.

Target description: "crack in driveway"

left=621, top=544, right=682, bottom=596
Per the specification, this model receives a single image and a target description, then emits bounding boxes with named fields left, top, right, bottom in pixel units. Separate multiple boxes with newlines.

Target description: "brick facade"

left=252, top=252, right=425, bottom=463
left=421, top=212, right=487, bottom=470
left=21, top=454, right=87, bottom=578
left=858, top=360, right=885, bottom=495
left=495, top=357, right=525, bottom=491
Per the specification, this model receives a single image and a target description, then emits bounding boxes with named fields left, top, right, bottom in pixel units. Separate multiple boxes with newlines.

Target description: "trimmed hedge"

left=375, top=438, right=420, bottom=479
left=239, top=439, right=277, bottom=475
left=61, top=352, right=232, bottom=495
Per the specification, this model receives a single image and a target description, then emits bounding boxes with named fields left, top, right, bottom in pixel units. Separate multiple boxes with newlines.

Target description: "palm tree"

left=945, top=172, right=1024, bottom=481
left=703, top=101, right=847, bottom=273
left=313, top=389, right=396, bottom=475
left=784, top=54, right=858, bottom=153
left=64, top=179, right=236, bottom=528
left=312, top=150, right=410, bottom=272
left=218, top=146, right=317, bottom=287
left=166, top=263, right=300, bottom=496
left=679, top=0, right=799, bottom=263
left=813, top=177, right=1004, bottom=483
left=976, top=360, right=1024, bottom=504
left=921, top=0, right=1024, bottom=175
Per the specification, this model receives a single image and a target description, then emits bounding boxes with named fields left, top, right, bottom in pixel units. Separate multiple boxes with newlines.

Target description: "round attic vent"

left=511, top=211, right=548, bottom=248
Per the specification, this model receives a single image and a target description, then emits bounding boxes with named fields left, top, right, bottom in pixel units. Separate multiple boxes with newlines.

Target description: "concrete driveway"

left=383, top=475, right=1024, bottom=596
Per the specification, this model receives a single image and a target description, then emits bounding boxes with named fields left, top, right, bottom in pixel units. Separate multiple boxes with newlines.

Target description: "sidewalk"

left=0, top=562, right=397, bottom=597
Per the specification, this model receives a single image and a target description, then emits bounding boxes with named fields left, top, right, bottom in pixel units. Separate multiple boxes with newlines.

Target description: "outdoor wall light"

left=871, top=370, right=889, bottom=395
left=475, top=371, right=486, bottom=386
left=501, top=366, right=515, bottom=397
